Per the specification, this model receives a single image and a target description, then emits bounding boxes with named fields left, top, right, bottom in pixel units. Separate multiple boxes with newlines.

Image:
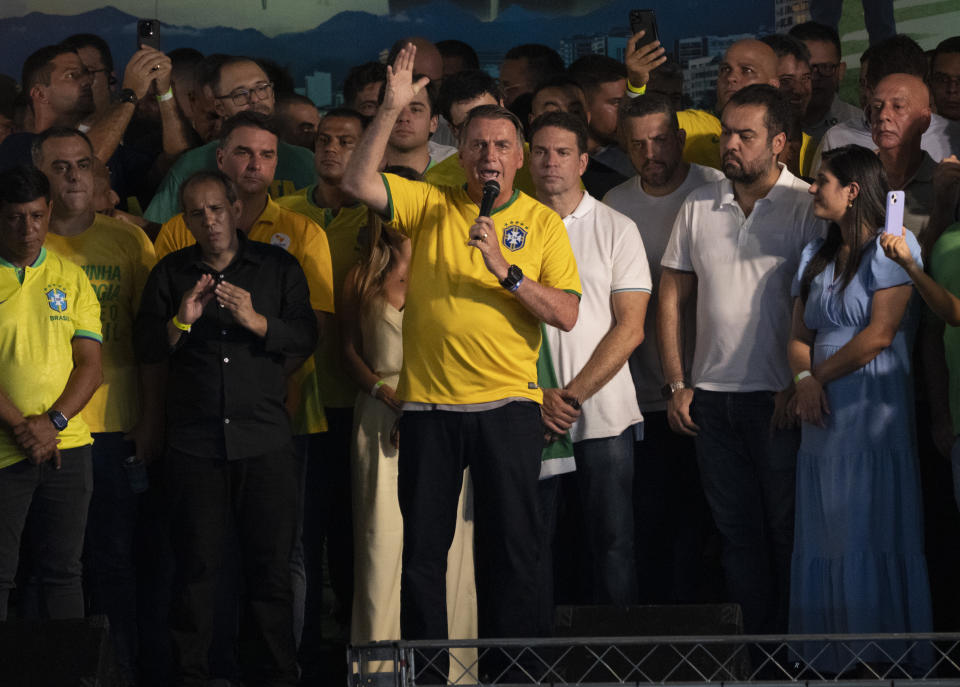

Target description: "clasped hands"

left=178, top=273, right=266, bottom=335
left=14, top=415, right=61, bottom=467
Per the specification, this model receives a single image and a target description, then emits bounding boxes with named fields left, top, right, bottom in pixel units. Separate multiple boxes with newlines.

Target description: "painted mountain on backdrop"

left=0, top=1, right=765, bottom=87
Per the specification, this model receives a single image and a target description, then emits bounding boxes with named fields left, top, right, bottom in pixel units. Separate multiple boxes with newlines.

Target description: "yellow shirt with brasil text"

left=277, top=186, right=369, bottom=408
left=0, top=247, right=103, bottom=468
left=382, top=173, right=582, bottom=405
left=45, top=214, right=156, bottom=434
left=154, top=196, right=335, bottom=434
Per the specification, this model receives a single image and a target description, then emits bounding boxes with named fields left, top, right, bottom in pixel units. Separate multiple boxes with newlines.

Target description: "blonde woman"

left=341, top=183, right=476, bottom=680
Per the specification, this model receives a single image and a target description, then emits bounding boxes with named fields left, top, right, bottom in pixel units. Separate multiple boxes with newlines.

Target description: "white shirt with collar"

left=661, top=164, right=826, bottom=392
left=544, top=192, right=651, bottom=443
left=811, top=111, right=960, bottom=174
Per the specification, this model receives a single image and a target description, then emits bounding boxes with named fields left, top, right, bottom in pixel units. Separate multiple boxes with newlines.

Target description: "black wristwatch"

left=117, top=88, right=138, bottom=105
left=47, top=409, right=69, bottom=431
left=660, top=380, right=688, bottom=400
left=499, top=264, right=523, bottom=292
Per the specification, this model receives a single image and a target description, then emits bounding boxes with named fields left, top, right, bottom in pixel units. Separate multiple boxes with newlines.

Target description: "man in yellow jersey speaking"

left=0, top=166, right=103, bottom=621
left=343, top=45, right=581, bottom=680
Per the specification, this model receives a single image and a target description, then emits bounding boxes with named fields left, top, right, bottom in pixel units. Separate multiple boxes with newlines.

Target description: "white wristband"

left=371, top=380, right=386, bottom=398
left=156, top=87, right=174, bottom=102
left=793, top=370, right=812, bottom=384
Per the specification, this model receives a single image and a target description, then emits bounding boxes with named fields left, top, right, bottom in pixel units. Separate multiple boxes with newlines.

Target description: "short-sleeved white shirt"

left=661, top=164, right=826, bottom=392
left=544, top=192, right=651, bottom=442
left=604, top=164, right=724, bottom=411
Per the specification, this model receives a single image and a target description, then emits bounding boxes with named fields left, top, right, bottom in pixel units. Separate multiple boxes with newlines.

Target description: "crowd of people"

left=1, top=12, right=960, bottom=687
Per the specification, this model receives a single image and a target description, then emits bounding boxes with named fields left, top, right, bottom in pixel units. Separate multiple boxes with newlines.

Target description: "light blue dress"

left=788, top=233, right=933, bottom=672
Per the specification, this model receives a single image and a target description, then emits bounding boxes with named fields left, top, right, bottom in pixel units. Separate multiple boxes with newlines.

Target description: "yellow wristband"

left=626, top=80, right=647, bottom=95
left=156, top=87, right=174, bottom=102
left=172, top=315, right=191, bottom=332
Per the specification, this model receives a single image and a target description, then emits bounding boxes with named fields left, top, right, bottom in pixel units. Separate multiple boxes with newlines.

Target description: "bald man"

left=871, top=73, right=935, bottom=237
left=626, top=38, right=786, bottom=170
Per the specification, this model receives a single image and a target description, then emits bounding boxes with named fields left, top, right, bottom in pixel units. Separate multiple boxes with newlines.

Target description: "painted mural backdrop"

left=0, top=1, right=957, bottom=106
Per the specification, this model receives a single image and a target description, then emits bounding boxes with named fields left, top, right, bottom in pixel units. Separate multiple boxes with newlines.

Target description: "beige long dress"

left=351, top=299, right=477, bottom=681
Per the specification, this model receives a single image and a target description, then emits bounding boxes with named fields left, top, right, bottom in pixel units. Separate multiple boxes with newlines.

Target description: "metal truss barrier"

left=348, top=634, right=960, bottom=686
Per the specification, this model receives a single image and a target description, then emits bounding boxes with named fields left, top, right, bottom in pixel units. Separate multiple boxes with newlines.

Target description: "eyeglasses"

left=215, top=82, right=274, bottom=106
left=810, top=63, right=840, bottom=77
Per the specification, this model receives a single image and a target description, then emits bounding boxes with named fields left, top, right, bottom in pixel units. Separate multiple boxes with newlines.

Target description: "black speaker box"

left=550, top=603, right=748, bottom=682
left=0, top=615, right=123, bottom=686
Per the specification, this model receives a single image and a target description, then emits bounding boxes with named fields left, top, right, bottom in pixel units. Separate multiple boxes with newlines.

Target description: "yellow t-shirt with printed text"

left=154, top=197, right=335, bottom=434
left=0, top=248, right=103, bottom=468
left=383, top=173, right=582, bottom=405
left=45, top=214, right=156, bottom=433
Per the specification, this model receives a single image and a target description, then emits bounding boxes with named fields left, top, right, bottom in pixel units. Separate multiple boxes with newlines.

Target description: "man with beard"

left=624, top=38, right=807, bottom=173
left=658, top=84, right=823, bottom=634
left=602, top=94, right=723, bottom=604
left=144, top=56, right=315, bottom=224
left=0, top=42, right=172, bottom=161
left=568, top=55, right=633, bottom=181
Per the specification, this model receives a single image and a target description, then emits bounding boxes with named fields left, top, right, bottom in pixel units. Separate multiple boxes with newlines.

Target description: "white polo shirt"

left=544, top=192, right=651, bottom=442
left=604, top=163, right=724, bottom=411
left=661, top=164, right=825, bottom=392
left=810, top=112, right=960, bottom=174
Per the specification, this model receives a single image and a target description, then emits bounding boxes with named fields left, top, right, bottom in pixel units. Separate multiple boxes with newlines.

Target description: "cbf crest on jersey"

left=502, top=222, right=528, bottom=252
left=46, top=287, right=68, bottom=313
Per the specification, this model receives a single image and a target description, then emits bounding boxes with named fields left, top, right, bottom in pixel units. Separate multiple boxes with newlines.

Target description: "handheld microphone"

left=479, top=180, right=500, bottom=218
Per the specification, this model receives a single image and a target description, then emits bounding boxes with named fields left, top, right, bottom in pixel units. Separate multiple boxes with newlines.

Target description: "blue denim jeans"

left=574, top=427, right=638, bottom=605
left=692, top=390, right=799, bottom=634
left=0, top=446, right=93, bottom=621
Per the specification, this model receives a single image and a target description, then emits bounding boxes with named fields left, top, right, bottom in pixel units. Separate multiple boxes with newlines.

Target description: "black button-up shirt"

left=135, top=233, right=318, bottom=460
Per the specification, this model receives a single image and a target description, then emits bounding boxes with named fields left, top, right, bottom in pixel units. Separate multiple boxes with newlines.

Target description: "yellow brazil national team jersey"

left=0, top=247, right=103, bottom=469
left=277, top=186, right=369, bottom=408
left=382, top=173, right=582, bottom=405
left=45, top=214, right=156, bottom=434
left=677, top=109, right=814, bottom=177
left=154, top=196, right=335, bottom=434
left=424, top=143, right=539, bottom=197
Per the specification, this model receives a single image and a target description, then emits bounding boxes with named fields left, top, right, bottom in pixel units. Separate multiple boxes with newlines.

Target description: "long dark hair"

left=799, top=145, right=888, bottom=302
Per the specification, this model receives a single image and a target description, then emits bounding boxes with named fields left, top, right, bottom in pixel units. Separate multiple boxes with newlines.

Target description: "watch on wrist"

left=499, top=264, right=523, bottom=292
left=660, top=379, right=687, bottom=400
left=117, top=88, right=138, bottom=104
left=47, top=409, right=69, bottom=431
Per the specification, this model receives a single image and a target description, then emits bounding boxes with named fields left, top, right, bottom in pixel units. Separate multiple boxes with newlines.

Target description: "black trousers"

left=398, top=402, right=544, bottom=680
left=166, top=445, right=299, bottom=687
